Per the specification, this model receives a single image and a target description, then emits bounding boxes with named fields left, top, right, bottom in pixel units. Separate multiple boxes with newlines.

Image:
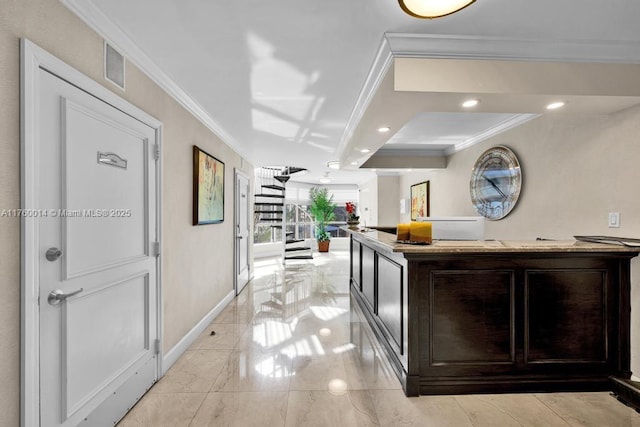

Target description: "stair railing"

left=288, top=203, right=314, bottom=242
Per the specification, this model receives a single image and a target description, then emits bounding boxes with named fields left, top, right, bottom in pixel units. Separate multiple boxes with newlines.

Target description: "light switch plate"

left=608, top=212, right=620, bottom=228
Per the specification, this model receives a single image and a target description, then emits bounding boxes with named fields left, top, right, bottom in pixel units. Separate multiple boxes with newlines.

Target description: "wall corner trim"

left=161, top=290, right=235, bottom=374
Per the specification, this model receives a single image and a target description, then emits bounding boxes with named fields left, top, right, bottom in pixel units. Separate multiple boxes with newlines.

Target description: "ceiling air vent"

left=104, top=42, right=125, bottom=90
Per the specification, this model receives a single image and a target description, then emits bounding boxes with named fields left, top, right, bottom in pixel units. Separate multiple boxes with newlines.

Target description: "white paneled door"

left=36, top=68, right=159, bottom=426
left=235, top=170, right=250, bottom=294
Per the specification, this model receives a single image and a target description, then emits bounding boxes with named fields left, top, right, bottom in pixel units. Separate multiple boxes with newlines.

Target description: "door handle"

left=46, top=247, right=63, bottom=261
left=47, top=288, right=84, bottom=305
left=236, top=236, right=243, bottom=239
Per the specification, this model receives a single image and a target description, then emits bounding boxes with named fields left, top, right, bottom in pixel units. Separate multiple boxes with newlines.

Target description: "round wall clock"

left=469, top=145, right=522, bottom=220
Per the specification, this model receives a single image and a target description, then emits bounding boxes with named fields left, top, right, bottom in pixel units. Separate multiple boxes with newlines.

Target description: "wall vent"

left=104, top=42, right=125, bottom=90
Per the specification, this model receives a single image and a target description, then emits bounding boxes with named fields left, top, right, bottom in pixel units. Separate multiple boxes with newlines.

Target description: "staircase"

left=255, top=167, right=313, bottom=262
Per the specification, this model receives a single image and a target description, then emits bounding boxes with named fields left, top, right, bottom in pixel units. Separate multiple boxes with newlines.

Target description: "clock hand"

left=482, top=174, right=507, bottom=199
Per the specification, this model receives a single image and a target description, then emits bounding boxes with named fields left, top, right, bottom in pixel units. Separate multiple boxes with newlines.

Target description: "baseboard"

left=161, top=290, right=235, bottom=373
left=610, top=376, right=640, bottom=412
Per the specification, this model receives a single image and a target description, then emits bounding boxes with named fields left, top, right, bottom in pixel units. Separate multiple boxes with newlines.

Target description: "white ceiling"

left=383, top=112, right=533, bottom=153
left=65, top=0, right=640, bottom=184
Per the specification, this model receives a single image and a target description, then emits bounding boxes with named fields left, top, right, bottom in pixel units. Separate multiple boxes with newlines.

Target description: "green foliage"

left=316, top=229, right=331, bottom=242
left=309, top=187, right=337, bottom=241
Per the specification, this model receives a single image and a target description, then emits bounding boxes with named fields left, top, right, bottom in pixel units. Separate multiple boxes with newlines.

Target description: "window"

left=253, top=174, right=359, bottom=244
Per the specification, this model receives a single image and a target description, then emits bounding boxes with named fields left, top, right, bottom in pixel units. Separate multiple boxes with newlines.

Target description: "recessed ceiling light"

left=319, top=172, right=331, bottom=184
left=360, top=148, right=371, bottom=154
left=371, top=169, right=377, bottom=172
left=319, top=328, right=332, bottom=337
left=351, top=161, right=358, bottom=166
left=407, top=169, right=413, bottom=172
left=377, top=126, right=391, bottom=133
left=462, top=99, right=479, bottom=108
left=546, top=101, right=566, bottom=110
left=326, top=161, right=340, bottom=169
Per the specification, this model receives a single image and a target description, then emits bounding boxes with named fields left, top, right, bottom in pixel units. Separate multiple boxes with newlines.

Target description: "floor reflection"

left=118, top=251, right=639, bottom=427
left=242, top=252, right=385, bottom=385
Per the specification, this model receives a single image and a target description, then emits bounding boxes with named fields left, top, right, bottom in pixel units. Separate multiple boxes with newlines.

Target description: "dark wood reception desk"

left=347, top=228, right=639, bottom=397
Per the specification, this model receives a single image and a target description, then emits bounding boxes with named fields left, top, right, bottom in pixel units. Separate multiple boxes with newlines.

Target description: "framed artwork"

left=193, top=145, right=225, bottom=225
left=410, top=181, right=430, bottom=221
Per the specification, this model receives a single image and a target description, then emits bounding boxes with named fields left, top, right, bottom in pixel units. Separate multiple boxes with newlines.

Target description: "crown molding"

left=385, top=33, right=640, bottom=63
left=59, top=2, right=640, bottom=165
left=370, top=113, right=539, bottom=158
left=338, top=32, right=640, bottom=162
left=335, top=35, right=394, bottom=161
left=445, top=113, right=539, bottom=155
left=60, top=0, right=251, bottom=161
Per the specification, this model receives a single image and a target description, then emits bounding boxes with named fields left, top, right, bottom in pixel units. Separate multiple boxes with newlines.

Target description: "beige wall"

left=398, top=107, right=640, bottom=376
left=377, top=175, right=400, bottom=226
left=358, top=175, right=400, bottom=226
left=358, top=176, right=378, bottom=227
left=0, top=1, right=252, bottom=425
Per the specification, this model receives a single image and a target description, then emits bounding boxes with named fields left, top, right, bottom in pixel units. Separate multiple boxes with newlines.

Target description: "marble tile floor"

left=118, top=250, right=640, bottom=426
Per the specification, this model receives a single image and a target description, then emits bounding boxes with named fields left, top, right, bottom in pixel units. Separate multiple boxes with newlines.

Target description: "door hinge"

left=153, top=144, right=160, bottom=161
left=154, top=339, right=160, bottom=355
left=153, top=241, right=160, bottom=257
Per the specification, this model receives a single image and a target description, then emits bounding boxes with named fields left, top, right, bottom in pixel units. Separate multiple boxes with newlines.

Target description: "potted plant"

left=309, top=187, right=336, bottom=252
left=345, top=201, right=360, bottom=229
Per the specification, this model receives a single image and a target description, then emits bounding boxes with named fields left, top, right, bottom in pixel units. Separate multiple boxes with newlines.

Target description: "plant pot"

left=317, top=240, right=330, bottom=252
left=347, top=220, right=360, bottom=229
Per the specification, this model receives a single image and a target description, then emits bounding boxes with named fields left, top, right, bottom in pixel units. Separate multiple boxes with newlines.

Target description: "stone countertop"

left=344, top=227, right=640, bottom=255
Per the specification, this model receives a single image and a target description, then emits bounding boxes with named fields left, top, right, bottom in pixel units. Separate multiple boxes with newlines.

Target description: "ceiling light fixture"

left=398, top=0, right=476, bottom=19
left=326, top=161, right=340, bottom=170
left=377, top=126, right=391, bottom=133
left=462, top=99, right=479, bottom=108
left=360, top=148, right=371, bottom=153
left=546, top=101, right=566, bottom=110
left=319, top=172, right=331, bottom=184
left=351, top=161, right=358, bottom=166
